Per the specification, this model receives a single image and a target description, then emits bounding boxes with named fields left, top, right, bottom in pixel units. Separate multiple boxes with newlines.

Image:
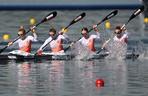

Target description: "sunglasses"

left=115, top=32, right=121, bottom=34
left=81, top=33, right=88, bottom=35
left=18, top=34, right=24, bottom=36
left=114, top=30, right=122, bottom=34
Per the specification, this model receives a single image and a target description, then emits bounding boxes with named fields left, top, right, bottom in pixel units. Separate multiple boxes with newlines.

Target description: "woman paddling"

left=37, top=28, right=70, bottom=55
left=113, top=26, right=128, bottom=44
left=102, top=25, right=128, bottom=59
left=8, top=26, right=37, bottom=54
left=78, top=25, right=100, bottom=52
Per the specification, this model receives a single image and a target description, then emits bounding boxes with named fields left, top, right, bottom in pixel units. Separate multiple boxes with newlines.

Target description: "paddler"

left=8, top=26, right=37, bottom=53
left=99, top=25, right=128, bottom=58
left=37, top=27, right=70, bottom=55
left=78, top=25, right=100, bottom=52
left=101, top=25, right=128, bottom=49
left=113, top=25, right=128, bottom=44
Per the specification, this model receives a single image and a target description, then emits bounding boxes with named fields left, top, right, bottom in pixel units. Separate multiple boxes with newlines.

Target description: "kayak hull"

left=0, top=53, right=139, bottom=61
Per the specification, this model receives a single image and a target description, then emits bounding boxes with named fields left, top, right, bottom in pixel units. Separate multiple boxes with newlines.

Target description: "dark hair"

left=115, top=26, right=121, bottom=30
left=49, top=28, right=56, bottom=34
left=81, top=27, right=88, bottom=32
left=114, top=26, right=122, bottom=34
left=18, top=28, right=26, bottom=34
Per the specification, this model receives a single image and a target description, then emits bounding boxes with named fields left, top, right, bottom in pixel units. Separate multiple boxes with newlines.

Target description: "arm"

left=58, top=30, right=70, bottom=43
left=30, top=27, right=38, bottom=41
left=8, top=39, right=19, bottom=47
left=121, top=27, right=128, bottom=43
left=38, top=37, right=52, bottom=51
left=122, top=33, right=128, bottom=43
left=32, top=32, right=37, bottom=41
left=91, top=25, right=100, bottom=39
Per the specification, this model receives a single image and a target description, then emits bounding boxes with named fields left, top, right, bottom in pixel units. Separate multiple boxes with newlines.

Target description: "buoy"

left=105, top=21, right=111, bottom=29
left=96, top=79, right=104, bottom=88
left=3, top=34, right=10, bottom=41
left=144, top=17, right=148, bottom=23
left=30, top=17, right=36, bottom=25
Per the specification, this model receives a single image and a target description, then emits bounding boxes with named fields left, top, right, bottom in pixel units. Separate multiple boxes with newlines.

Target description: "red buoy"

left=96, top=79, right=104, bottom=88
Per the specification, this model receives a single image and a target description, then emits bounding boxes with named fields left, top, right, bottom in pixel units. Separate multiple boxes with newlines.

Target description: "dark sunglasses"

left=81, top=33, right=88, bottom=35
left=115, top=32, right=121, bottom=34
left=18, top=34, right=24, bottom=36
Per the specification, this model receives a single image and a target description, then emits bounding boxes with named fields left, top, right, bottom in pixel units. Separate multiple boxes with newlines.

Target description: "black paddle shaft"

left=0, top=11, right=57, bottom=54
left=38, top=12, right=86, bottom=52
left=88, top=10, right=118, bottom=32
left=121, top=6, right=144, bottom=29
left=64, top=10, right=118, bottom=52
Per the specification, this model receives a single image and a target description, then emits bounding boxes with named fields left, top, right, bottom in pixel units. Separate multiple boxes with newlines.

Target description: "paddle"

left=0, top=11, right=57, bottom=54
left=35, top=12, right=86, bottom=54
left=96, top=6, right=145, bottom=54
left=88, top=10, right=118, bottom=32
left=64, top=10, right=118, bottom=52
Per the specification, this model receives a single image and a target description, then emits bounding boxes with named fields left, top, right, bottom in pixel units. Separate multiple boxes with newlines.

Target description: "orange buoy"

left=96, top=79, right=104, bottom=88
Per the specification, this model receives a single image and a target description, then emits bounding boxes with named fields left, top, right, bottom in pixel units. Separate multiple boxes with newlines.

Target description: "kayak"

left=0, top=53, right=139, bottom=61
left=0, top=50, right=139, bottom=61
left=3, top=50, right=75, bottom=61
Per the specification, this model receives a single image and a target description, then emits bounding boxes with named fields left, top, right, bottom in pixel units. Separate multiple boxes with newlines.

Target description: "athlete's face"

left=49, top=31, right=55, bottom=37
left=18, top=31, right=25, bottom=39
left=115, top=29, right=122, bottom=38
left=81, top=30, right=89, bottom=38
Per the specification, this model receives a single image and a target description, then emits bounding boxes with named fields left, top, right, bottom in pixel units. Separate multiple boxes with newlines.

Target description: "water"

left=0, top=10, right=148, bottom=96
left=0, top=59, right=148, bottom=96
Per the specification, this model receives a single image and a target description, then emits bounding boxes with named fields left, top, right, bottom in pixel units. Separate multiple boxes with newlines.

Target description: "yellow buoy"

left=3, top=34, right=10, bottom=41
left=144, top=18, right=148, bottom=23
left=105, top=21, right=111, bottom=29
left=30, top=17, right=36, bottom=25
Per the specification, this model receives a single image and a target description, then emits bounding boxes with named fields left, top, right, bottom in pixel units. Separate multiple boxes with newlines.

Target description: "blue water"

left=0, top=10, right=148, bottom=96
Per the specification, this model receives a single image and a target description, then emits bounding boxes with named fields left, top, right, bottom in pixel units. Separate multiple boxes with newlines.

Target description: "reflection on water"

left=104, top=60, right=127, bottom=96
left=16, top=61, right=65, bottom=96
left=74, top=60, right=95, bottom=96
left=0, top=59, right=148, bottom=96
left=17, top=62, right=32, bottom=96
left=48, top=60, right=65, bottom=96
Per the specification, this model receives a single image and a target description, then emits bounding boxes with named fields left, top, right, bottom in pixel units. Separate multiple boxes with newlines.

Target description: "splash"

left=135, top=40, right=148, bottom=59
left=106, top=40, right=127, bottom=60
left=71, top=42, right=95, bottom=60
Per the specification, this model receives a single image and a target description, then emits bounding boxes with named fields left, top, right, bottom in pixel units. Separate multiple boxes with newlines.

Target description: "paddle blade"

left=100, top=10, right=118, bottom=24
left=121, top=6, right=144, bottom=29
left=41, top=11, right=57, bottom=23
left=65, top=12, right=86, bottom=29
left=88, top=10, right=118, bottom=32
left=72, top=12, right=86, bottom=24
left=128, top=6, right=144, bottom=23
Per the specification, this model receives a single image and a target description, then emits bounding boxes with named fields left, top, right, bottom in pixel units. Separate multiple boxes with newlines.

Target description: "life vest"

left=114, top=35, right=128, bottom=44
left=88, top=38, right=96, bottom=52
left=51, top=39, right=64, bottom=52
left=19, top=40, right=32, bottom=53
